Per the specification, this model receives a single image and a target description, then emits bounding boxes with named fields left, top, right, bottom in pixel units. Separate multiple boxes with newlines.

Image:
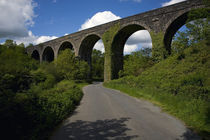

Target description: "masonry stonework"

left=26, top=0, right=207, bottom=81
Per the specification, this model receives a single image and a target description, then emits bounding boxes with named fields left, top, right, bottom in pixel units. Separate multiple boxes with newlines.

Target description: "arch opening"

left=79, top=34, right=104, bottom=80
left=31, top=50, right=40, bottom=61
left=111, top=24, right=152, bottom=79
left=164, top=9, right=208, bottom=54
left=91, top=39, right=105, bottom=81
left=58, top=41, right=74, bottom=54
left=79, top=34, right=101, bottom=64
left=42, top=47, right=54, bottom=62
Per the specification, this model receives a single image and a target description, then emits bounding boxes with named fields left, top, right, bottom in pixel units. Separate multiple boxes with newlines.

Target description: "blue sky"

left=32, top=0, right=166, bottom=37
left=0, top=0, right=186, bottom=53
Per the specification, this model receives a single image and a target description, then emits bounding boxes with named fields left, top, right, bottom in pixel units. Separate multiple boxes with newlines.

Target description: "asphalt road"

left=51, top=82, right=200, bottom=140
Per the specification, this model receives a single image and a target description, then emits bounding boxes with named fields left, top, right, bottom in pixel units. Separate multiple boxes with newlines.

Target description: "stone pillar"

left=150, top=31, right=168, bottom=62
left=102, top=23, right=121, bottom=82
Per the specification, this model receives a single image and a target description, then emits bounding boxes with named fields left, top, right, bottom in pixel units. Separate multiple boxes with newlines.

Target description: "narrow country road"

left=51, top=82, right=200, bottom=140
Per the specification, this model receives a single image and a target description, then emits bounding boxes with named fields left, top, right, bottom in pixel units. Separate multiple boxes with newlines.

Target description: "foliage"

left=150, top=31, right=168, bottom=62
left=91, top=49, right=104, bottom=80
left=119, top=48, right=154, bottom=77
left=0, top=80, right=83, bottom=140
left=0, top=40, right=38, bottom=94
left=0, top=41, right=86, bottom=139
left=55, top=49, right=90, bottom=81
left=172, top=7, right=210, bottom=54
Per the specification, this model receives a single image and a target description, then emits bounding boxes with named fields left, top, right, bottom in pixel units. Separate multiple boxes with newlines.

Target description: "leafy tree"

left=0, top=40, right=38, bottom=94
left=172, top=6, right=210, bottom=54
left=120, top=48, right=154, bottom=77
left=91, top=49, right=104, bottom=80
left=55, top=49, right=89, bottom=81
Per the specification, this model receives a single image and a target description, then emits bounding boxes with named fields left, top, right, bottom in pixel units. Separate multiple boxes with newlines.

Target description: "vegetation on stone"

left=102, top=23, right=120, bottom=81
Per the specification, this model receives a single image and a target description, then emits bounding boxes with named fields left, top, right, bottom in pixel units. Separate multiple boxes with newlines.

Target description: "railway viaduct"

left=26, top=0, right=207, bottom=81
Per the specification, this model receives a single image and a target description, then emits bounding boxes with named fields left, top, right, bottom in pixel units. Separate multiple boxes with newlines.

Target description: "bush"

left=0, top=80, right=83, bottom=140
left=55, top=49, right=90, bottom=81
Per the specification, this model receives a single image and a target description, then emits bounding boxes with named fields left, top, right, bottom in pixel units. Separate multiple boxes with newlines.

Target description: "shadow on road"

left=179, top=129, right=201, bottom=140
left=59, top=117, right=139, bottom=140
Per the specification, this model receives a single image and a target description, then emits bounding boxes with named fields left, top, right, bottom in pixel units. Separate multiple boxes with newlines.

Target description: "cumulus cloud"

left=162, top=0, right=186, bottom=7
left=94, top=40, right=105, bottom=53
left=80, top=11, right=152, bottom=54
left=14, top=31, right=57, bottom=46
left=0, top=0, right=57, bottom=46
left=0, top=0, right=36, bottom=38
left=79, top=11, right=120, bottom=30
left=124, top=44, right=139, bottom=54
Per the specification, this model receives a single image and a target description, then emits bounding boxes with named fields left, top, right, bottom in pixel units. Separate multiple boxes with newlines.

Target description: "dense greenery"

left=104, top=7, right=210, bottom=139
left=91, top=49, right=104, bottom=80
left=119, top=48, right=154, bottom=77
left=55, top=49, right=89, bottom=81
left=0, top=42, right=87, bottom=140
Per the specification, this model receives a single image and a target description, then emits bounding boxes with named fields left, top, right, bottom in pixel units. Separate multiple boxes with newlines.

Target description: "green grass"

left=104, top=42, right=210, bottom=139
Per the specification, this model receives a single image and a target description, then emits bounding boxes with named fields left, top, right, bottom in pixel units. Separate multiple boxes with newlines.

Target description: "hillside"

left=104, top=41, right=210, bottom=138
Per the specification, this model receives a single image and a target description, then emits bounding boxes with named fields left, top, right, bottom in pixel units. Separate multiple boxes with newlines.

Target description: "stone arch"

left=31, top=50, right=40, bottom=61
left=58, top=41, right=74, bottom=54
left=42, top=46, right=54, bottom=62
left=164, top=8, right=207, bottom=54
left=111, top=23, right=148, bottom=79
left=79, top=34, right=102, bottom=65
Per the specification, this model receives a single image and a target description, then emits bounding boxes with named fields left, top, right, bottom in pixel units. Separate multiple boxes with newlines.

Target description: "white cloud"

left=124, top=44, right=138, bottom=54
left=93, top=40, right=105, bottom=53
left=79, top=11, right=120, bottom=30
left=162, top=0, right=186, bottom=7
left=14, top=31, right=57, bottom=46
left=0, top=0, right=57, bottom=46
left=126, top=30, right=152, bottom=45
left=0, top=0, right=36, bottom=38
left=81, top=11, right=152, bottom=54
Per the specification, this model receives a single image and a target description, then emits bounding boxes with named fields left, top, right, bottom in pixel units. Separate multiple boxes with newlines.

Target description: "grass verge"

left=104, top=43, right=210, bottom=139
left=103, top=82, right=210, bottom=139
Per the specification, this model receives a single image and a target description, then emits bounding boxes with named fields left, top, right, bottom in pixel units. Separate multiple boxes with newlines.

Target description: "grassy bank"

left=104, top=43, right=210, bottom=139
left=0, top=80, right=85, bottom=140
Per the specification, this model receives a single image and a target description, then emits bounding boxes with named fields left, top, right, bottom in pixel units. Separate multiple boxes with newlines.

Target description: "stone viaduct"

left=26, top=0, right=207, bottom=81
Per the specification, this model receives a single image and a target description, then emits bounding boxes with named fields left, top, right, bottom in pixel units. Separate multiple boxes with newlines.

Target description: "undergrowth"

left=0, top=80, right=84, bottom=140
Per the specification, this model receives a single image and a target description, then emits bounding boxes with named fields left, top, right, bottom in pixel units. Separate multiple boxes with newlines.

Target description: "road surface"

left=51, top=82, right=200, bottom=140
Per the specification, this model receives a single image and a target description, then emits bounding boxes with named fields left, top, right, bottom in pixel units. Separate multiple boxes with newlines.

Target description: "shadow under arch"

left=31, top=50, right=40, bottom=61
left=111, top=24, right=148, bottom=79
left=42, top=46, right=54, bottom=62
left=79, top=34, right=102, bottom=65
left=164, top=8, right=208, bottom=54
left=58, top=41, right=74, bottom=54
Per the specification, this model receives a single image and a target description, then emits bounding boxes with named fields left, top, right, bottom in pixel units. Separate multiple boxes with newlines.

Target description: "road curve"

left=51, top=82, right=200, bottom=140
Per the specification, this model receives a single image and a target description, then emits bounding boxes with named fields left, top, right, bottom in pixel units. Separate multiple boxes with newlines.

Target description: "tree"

left=172, top=6, right=210, bottom=54
left=55, top=49, right=89, bottom=81
left=120, top=48, right=154, bottom=77
left=0, top=40, right=38, bottom=94
left=91, top=49, right=104, bottom=80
